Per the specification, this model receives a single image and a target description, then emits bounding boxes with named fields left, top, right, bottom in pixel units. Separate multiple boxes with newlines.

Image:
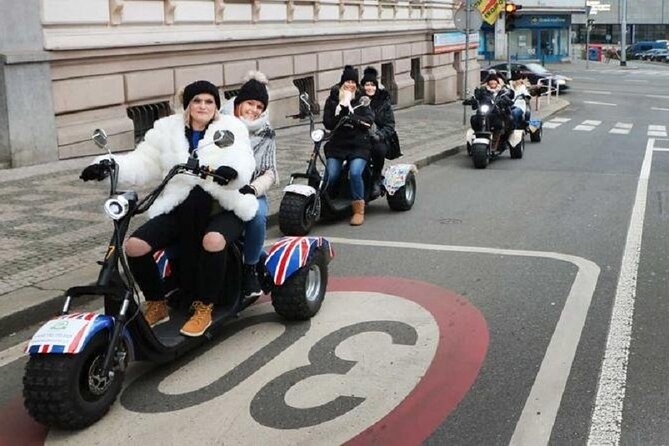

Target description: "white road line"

left=651, top=107, right=669, bottom=111
left=645, top=94, right=669, bottom=99
left=653, top=148, right=669, bottom=152
left=327, top=237, right=600, bottom=446
left=583, top=120, right=602, bottom=126
left=648, top=131, right=668, bottom=137
left=614, top=123, right=633, bottom=129
left=584, top=101, right=617, bottom=106
left=609, top=128, right=631, bottom=135
left=543, top=122, right=562, bottom=129
left=574, top=125, right=596, bottom=131
left=0, top=341, right=26, bottom=368
left=648, top=125, right=666, bottom=131
left=550, top=117, right=572, bottom=123
left=588, top=138, right=655, bottom=445
left=627, top=80, right=649, bottom=83
left=584, top=90, right=612, bottom=95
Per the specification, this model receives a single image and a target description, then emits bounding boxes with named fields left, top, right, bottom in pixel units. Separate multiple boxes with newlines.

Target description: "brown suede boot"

left=350, top=200, right=365, bottom=226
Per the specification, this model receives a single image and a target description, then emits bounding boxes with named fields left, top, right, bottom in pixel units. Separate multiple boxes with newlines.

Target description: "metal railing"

left=126, top=101, right=171, bottom=143
left=534, top=77, right=559, bottom=111
left=293, top=76, right=320, bottom=115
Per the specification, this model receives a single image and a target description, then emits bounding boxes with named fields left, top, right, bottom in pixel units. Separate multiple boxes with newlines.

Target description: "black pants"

left=127, top=186, right=243, bottom=304
left=371, top=141, right=387, bottom=181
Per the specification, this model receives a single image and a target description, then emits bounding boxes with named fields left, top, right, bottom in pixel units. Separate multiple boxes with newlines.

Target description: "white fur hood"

left=94, top=113, right=258, bottom=221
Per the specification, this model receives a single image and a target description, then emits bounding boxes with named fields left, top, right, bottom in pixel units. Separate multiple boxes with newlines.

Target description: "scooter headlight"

left=104, top=195, right=130, bottom=220
left=480, top=104, right=490, bottom=114
left=311, top=129, right=325, bottom=142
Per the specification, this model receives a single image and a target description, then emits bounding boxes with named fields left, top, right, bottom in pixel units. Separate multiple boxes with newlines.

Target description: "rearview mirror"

left=213, top=130, right=235, bottom=148
left=92, top=128, right=108, bottom=149
left=359, top=96, right=371, bottom=107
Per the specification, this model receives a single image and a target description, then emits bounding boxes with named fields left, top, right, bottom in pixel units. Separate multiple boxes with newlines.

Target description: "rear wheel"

left=471, top=143, right=489, bottom=169
left=510, top=137, right=525, bottom=159
left=272, top=249, right=327, bottom=320
left=23, top=332, right=124, bottom=429
left=387, top=171, right=416, bottom=211
left=278, top=193, right=319, bottom=236
left=530, top=126, right=542, bottom=142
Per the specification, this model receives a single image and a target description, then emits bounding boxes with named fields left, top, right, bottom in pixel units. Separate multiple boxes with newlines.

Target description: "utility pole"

left=586, top=5, right=592, bottom=70
left=463, top=1, right=470, bottom=125
left=620, top=0, right=627, bottom=66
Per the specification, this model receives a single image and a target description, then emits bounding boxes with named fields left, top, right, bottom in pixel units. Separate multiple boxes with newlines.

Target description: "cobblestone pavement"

left=0, top=98, right=566, bottom=304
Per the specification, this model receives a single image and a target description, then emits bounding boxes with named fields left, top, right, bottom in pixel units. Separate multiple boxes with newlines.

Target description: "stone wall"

left=0, top=0, right=481, bottom=164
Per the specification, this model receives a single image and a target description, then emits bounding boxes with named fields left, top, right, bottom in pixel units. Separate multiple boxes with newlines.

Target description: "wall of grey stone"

left=0, top=0, right=59, bottom=167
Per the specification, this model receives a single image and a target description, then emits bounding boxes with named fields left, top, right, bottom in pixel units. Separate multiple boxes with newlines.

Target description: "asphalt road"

left=0, top=60, right=667, bottom=445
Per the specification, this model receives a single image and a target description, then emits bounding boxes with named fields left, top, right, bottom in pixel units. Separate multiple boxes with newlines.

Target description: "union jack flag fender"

left=264, top=236, right=334, bottom=286
left=154, top=249, right=172, bottom=280
left=26, top=312, right=133, bottom=357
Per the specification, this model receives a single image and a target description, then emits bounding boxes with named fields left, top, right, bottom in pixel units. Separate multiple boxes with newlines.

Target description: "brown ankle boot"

left=144, top=300, right=169, bottom=327
left=350, top=200, right=365, bottom=226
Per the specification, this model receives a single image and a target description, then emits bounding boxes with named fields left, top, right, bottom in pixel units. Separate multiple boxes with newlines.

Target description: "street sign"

left=454, top=5, right=483, bottom=33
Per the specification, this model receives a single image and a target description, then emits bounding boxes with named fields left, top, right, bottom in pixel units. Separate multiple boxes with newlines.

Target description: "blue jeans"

left=243, top=196, right=268, bottom=265
left=325, top=157, right=367, bottom=200
left=511, top=107, right=525, bottom=129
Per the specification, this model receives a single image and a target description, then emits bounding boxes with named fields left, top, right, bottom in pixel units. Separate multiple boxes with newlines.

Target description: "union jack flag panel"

left=265, top=236, right=334, bottom=286
left=26, top=312, right=113, bottom=355
left=153, top=249, right=172, bottom=280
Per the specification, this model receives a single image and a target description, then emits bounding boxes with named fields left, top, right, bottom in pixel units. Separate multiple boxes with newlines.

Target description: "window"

left=126, top=101, right=171, bottom=143
left=293, top=76, right=320, bottom=115
left=410, top=58, right=424, bottom=102
left=381, top=63, right=398, bottom=105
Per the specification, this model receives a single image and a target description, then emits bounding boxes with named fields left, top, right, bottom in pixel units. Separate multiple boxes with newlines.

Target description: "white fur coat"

left=94, top=114, right=258, bottom=221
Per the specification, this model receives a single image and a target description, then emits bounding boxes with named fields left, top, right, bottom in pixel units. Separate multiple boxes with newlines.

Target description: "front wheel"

left=510, top=137, right=525, bottom=159
left=278, top=193, right=319, bottom=236
left=471, top=143, right=489, bottom=169
left=271, top=249, right=327, bottom=320
left=23, top=332, right=124, bottom=429
left=387, top=171, right=416, bottom=211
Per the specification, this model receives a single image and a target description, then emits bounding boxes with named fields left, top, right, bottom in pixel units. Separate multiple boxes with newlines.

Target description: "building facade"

left=572, top=0, right=669, bottom=45
left=477, top=0, right=586, bottom=63
left=0, top=0, right=480, bottom=167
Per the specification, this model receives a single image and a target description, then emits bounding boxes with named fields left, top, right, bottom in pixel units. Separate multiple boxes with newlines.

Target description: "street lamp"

left=586, top=8, right=594, bottom=70
left=620, top=0, right=627, bottom=66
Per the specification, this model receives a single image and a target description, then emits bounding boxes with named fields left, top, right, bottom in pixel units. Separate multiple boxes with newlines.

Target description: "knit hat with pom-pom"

left=339, top=65, right=359, bottom=85
left=234, top=71, right=269, bottom=110
left=361, top=66, right=379, bottom=87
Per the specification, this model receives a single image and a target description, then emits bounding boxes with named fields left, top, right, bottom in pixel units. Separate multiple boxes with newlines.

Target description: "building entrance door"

left=538, top=29, right=561, bottom=63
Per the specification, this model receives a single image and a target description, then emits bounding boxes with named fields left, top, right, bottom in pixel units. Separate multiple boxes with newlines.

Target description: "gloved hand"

left=79, top=162, right=110, bottom=182
left=213, top=166, right=238, bottom=185
left=239, top=185, right=257, bottom=196
left=371, top=132, right=381, bottom=143
left=339, top=89, right=353, bottom=107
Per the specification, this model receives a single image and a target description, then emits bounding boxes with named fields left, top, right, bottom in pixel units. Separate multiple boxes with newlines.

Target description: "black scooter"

left=23, top=128, right=333, bottom=430
left=278, top=93, right=417, bottom=235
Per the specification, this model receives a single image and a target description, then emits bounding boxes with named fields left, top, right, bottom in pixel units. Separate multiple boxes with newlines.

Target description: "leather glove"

left=213, top=166, right=238, bottom=185
left=79, top=162, right=110, bottom=182
left=239, top=185, right=257, bottom=196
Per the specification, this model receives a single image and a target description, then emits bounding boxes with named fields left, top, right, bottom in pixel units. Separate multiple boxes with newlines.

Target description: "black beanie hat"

left=340, top=65, right=358, bottom=85
left=234, top=71, right=269, bottom=110
left=361, top=66, right=379, bottom=87
left=510, top=70, right=523, bottom=81
left=484, top=72, right=500, bottom=83
left=183, top=80, right=221, bottom=109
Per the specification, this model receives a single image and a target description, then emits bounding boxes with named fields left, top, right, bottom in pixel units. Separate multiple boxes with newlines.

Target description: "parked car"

left=650, top=49, right=669, bottom=61
left=480, top=62, right=570, bottom=93
left=627, top=41, right=668, bottom=59
left=640, top=48, right=666, bottom=60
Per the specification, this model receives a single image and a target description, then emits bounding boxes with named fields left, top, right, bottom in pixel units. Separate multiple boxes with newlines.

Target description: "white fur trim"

left=243, top=70, right=268, bottom=84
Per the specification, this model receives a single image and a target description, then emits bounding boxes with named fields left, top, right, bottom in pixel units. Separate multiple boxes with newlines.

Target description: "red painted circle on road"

left=0, top=276, right=488, bottom=445
left=336, top=277, right=489, bottom=445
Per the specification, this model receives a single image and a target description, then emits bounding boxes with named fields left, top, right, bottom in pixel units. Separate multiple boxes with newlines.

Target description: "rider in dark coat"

left=361, top=66, right=398, bottom=198
left=322, top=65, right=375, bottom=226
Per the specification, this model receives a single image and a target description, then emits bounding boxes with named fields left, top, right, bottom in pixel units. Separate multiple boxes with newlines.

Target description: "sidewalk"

left=0, top=96, right=568, bottom=337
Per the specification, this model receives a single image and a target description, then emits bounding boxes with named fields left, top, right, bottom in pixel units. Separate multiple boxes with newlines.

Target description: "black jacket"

left=323, top=85, right=375, bottom=161
left=368, top=88, right=395, bottom=142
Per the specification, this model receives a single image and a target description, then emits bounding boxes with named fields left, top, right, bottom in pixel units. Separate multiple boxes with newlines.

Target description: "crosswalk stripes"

left=647, top=125, right=667, bottom=137
left=574, top=120, right=602, bottom=131
left=609, top=122, right=634, bottom=135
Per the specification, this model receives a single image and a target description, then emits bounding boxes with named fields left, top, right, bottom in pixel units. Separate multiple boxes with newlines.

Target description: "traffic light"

left=505, top=2, right=523, bottom=33
left=587, top=18, right=595, bottom=29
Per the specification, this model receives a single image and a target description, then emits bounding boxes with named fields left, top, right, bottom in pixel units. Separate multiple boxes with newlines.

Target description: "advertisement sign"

left=473, top=0, right=505, bottom=24
left=433, top=32, right=480, bottom=54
